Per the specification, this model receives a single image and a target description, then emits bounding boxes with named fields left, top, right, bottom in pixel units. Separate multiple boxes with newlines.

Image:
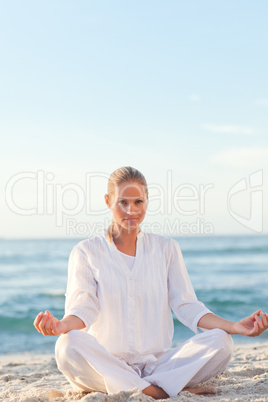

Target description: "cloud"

left=204, top=124, right=253, bottom=135
left=211, top=148, right=268, bottom=168
left=255, top=98, right=268, bottom=107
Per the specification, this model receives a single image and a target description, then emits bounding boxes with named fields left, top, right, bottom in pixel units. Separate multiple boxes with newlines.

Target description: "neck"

left=111, top=223, right=140, bottom=245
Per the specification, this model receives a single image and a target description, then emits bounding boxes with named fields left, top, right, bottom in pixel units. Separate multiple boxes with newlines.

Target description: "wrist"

left=228, top=321, right=238, bottom=335
left=59, top=318, right=70, bottom=333
left=60, top=315, right=85, bottom=332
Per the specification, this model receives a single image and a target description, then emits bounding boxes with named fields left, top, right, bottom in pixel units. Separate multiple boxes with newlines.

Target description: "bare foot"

left=181, top=386, right=217, bottom=396
left=142, top=384, right=169, bottom=399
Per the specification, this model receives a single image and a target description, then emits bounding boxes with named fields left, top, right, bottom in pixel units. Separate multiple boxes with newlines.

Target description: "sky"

left=0, top=0, right=267, bottom=238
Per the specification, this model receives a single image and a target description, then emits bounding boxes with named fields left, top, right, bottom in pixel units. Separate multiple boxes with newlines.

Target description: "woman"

left=34, top=166, right=268, bottom=400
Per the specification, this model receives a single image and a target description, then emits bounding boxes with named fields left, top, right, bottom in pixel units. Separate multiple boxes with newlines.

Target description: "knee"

left=211, top=328, right=234, bottom=358
left=55, top=331, right=79, bottom=373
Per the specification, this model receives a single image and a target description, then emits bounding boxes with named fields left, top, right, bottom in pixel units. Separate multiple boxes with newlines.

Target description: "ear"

left=104, top=194, right=111, bottom=209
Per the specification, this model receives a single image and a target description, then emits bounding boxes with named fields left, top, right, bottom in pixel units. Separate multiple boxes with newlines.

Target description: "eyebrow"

left=118, top=197, right=145, bottom=200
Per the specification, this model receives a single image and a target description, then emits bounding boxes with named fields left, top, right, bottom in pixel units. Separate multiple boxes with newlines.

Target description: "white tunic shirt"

left=64, top=230, right=211, bottom=366
left=118, top=250, right=136, bottom=271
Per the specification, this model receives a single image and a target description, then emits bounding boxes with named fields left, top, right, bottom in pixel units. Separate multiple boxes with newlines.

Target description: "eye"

left=119, top=200, right=127, bottom=205
left=135, top=200, right=143, bottom=204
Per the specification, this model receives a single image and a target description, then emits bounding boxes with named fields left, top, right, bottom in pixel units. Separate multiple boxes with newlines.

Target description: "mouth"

left=124, top=218, right=138, bottom=221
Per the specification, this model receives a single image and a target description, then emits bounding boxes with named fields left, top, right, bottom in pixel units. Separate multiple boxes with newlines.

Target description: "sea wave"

left=181, top=245, right=268, bottom=256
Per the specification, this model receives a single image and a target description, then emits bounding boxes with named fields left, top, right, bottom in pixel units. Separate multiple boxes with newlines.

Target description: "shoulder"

left=69, top=233, right=107, bottom=257
left=143, top=231, right=178, bottom=246
left=142, top=231, right=176, bottom=255
left=144, top=232, right=183, bottom=254
left=142, top=232, right=183, bottom=266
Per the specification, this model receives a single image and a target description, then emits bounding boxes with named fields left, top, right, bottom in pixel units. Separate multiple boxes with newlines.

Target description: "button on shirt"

left=64, top=230, right=212, bottom=366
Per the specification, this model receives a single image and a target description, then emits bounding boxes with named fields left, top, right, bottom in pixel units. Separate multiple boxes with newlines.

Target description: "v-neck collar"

left=104, top=228, right=145, bottom=276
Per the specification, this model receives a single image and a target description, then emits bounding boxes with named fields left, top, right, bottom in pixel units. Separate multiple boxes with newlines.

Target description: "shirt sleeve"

left=167, top=238, right=212, bottom=334
left=64, top=242, right=100, bottom=330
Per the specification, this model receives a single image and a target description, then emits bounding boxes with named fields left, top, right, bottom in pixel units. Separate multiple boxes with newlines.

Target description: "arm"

left=198, top=310, right=268, bottom=337
left=34, top=310, right=85, bottom=336
left=167, top=239, right=212, bottom=334
left=34, top=242, right=100, bottom=336
left=63, top=243, right=100, bottom=329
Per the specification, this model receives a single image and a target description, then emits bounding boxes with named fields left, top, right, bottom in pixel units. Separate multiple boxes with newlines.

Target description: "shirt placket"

left=127, top=272, right=135, bottom=351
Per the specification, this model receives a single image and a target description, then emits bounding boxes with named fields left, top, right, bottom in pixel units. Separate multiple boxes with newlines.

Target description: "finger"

left=253, top=316, right=263, bottom=336
left=247, top=318, right=259, bottom=336
left=44, top=316, right=54, bottom=336
left=250, top=319, right=260, bottom=336
left=39, top=313, right=51, bottom=335
left=250, top=309, right=262, bottom=320
left=35, top=312, right=46, bottom=333
left=260, top=313, right=268, bottom=328
left=51, top=320, right=57, bottom=335
left=265, top=313, right=268, bottom=330
left=33, top=312, right=44, bottom=333
left=260, top=313, right=268, bottom=331
left=52, top=320, right=60, bottom=335
left=255, top=315, right=264, bottom=330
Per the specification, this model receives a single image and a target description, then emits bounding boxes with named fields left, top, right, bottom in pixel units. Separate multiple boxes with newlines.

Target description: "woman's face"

left=105, top=181, right=148, bottom=233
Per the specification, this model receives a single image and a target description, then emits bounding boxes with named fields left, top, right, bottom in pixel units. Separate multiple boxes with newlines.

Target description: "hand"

left=232, top=310, right=268, bottom=337
left=33, top=310, right=67, bottom=336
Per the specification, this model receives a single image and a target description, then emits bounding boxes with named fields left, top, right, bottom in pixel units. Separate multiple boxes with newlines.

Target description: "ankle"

left=142, top=384, right=169, bottom=400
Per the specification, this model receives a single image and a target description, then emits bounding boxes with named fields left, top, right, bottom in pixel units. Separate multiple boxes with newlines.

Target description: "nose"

left=126, top=202, right=137, bottom=214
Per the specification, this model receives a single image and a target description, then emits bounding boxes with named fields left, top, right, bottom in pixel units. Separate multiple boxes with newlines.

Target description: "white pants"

left=55, top=328, right=234, bottom=398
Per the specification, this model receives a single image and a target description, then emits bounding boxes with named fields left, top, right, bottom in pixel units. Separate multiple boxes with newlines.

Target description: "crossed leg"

left=141, top=328, right=233, bottom=398
left=55, top=328, right=233, bottom=399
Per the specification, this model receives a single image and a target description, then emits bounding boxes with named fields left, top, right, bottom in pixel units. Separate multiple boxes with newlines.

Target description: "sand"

left=0, top=343, right=267, bottom=401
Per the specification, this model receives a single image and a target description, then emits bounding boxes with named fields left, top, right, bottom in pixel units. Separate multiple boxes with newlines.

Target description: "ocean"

left=0, top=234, right=267, bottom=355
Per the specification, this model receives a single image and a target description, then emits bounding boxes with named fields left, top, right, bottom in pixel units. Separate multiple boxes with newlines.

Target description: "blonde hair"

left=106, top=166, right=148, bottom=243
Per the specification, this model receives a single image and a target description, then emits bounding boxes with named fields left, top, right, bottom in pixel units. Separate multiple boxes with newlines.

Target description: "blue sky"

left=1, top=0, right=267, bottom=238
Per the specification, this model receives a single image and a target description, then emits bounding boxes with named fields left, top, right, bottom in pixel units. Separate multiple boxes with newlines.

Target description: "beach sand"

left=0, top=343, right=267, bottom=401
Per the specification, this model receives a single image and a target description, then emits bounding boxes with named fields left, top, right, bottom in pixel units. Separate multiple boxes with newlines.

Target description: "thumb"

left=248, top=319, right=259, bottom=336
left=52, top=319, right=61, bottom=335
left=250, top=310, right=262, bottom=319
